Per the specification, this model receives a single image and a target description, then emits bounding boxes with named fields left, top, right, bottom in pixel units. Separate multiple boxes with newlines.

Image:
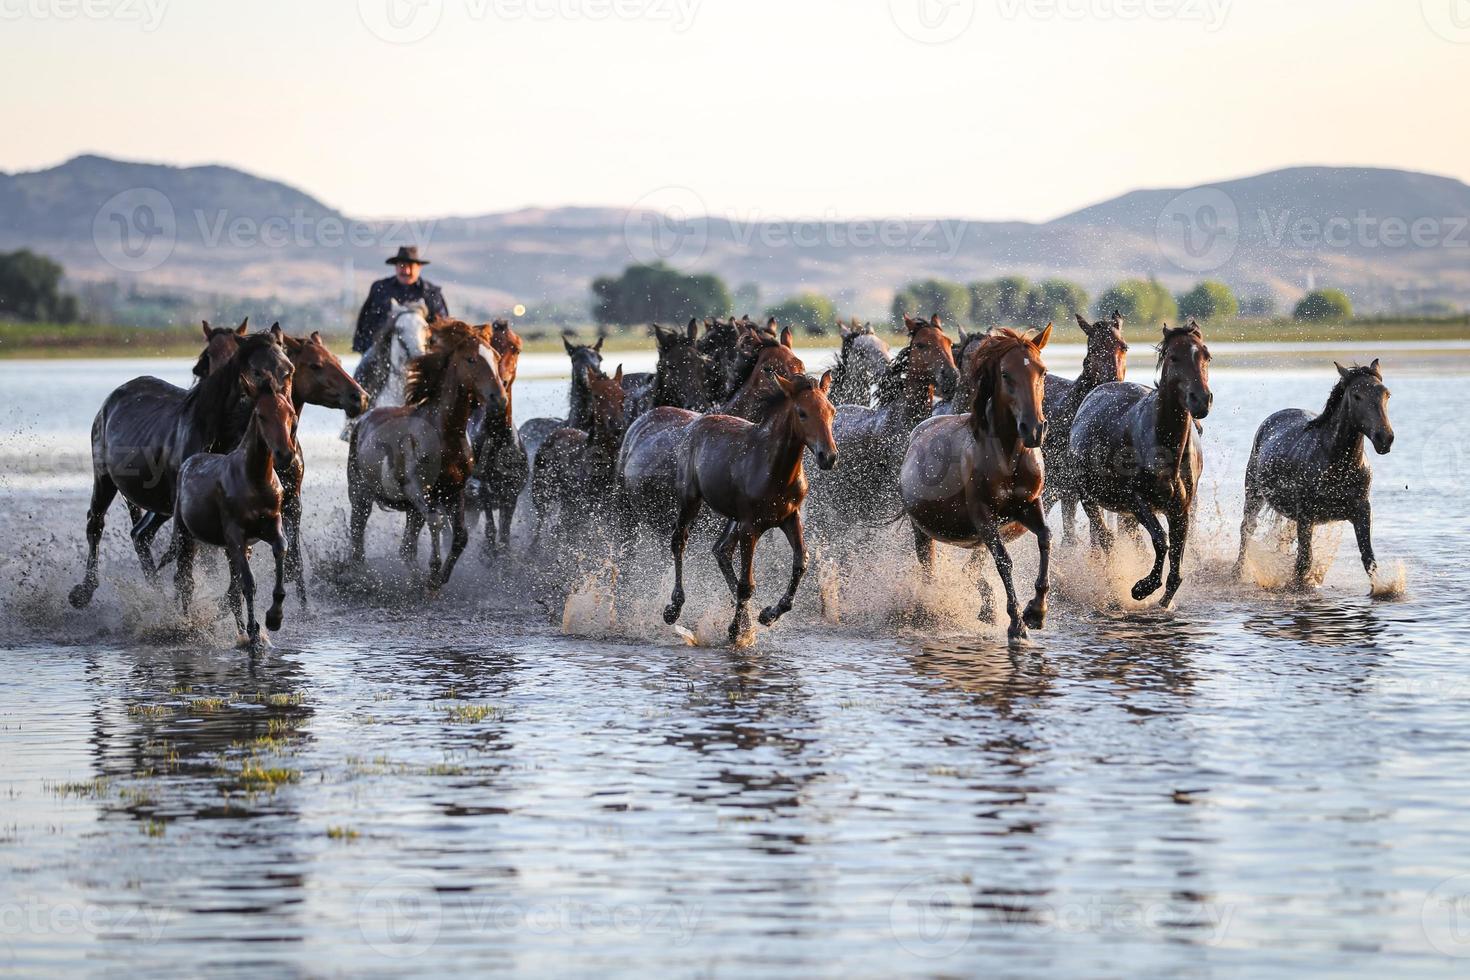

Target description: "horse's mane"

left=184, top=332, right=283, bottom=445
left=967, top=328, right=1043, bottom=433
left=874, top=345, right=915, bottom=405
left=404, top=325, right=483, bottom=406
left=1307, top=363, right=1379, bottom=429
left=758, top=373, right=823, bottom=413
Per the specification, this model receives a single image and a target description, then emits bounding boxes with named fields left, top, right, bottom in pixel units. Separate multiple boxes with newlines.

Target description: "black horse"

left=1234, top=360, right=1394, bottom=590
left=622, top=319, right=717, bottom=422
left=1070, top=322, right=1212, bottom=607
left=519, top=335, right=606, bottom=467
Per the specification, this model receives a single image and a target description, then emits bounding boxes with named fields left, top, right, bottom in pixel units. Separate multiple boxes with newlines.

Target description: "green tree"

left=1176, top=280, right=1238, bottom=322
left=1025, top=278, right=1090, bottom=326
left=1095, top=278, right=1178, bottom=327
left=591, top=263, right=732, bottom=327
left=0, top=249, right=78, bottom=322
left=967, top=275, right=1032, bottom=327
left=765, top=292, right=837, bottom=336
left=1293, top=288, right=1353, bottom=322
left=1239, top=294, right=1277, bottom=318
left=892, top=278, right=969, bottom=327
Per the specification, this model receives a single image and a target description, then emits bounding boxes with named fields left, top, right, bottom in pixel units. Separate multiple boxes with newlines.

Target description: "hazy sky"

left=1, top=0, right=1466, bottom=222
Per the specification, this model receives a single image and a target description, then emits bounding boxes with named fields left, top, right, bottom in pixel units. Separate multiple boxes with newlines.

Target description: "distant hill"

left=2, top=154, right=1466, bottom=323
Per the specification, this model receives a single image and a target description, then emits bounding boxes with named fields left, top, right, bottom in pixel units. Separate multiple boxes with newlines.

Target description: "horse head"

left=1334, top=359, right=1394, bottom=454
left=587, top=364, right=627, bottom=444
left=193, top=318, right=249, bottom=380
left=236, top=324, right=295, bottom=400
left=387, top=300, right=431, bottom=369
left=489, top=319, right=523, bottom=390
left=252, top=386, right=299, bottom=471
left=1075, top=309, right=1129, bottom=385
left=904, top=313, right=959, bottom=399
left=283, top=330, right=368, bottom=417
left=563, top=332, right=605, bottom=388
left=651, top=319, right=714, bottom=409
left=425, top=320, right=509, bottom=419
left=773, top=371, right=838, bottom=470
left=969, top=325, right=1051, bottom=448
left=1156, top=321, right=1212, bottom=420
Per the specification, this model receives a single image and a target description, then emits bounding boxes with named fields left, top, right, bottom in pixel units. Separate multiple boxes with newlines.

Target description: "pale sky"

left=1, top=0, right=1466, bottom=222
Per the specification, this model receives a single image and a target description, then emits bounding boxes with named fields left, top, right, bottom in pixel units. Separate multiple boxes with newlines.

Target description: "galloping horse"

left=171, top=387, right=298, bottom=649
left=662, top=372, right=837, bottom=643
left=347, top=320, right=508, bottom=590
left=530, top=365, right=626, bottom=559
left=901, top=326, right=1053, bottom=642
left=70, top=327, right=294, bottom=608
left=828, top=318, right=893, bottom=406
left=519, top=335, right=605, bottom=464
left=1235, top=360, right=1393, bottom=590
left=1041, top=311, right=1129, bottom=544
left=469, top=320, right=528, bottom=555
left=348, top=300, right=431, bottom=435
left=808, top=314, right=958, bottom=529
left=1070, top=322, right=1212, bottom=607
left=622, top=320, right=717, bottom=422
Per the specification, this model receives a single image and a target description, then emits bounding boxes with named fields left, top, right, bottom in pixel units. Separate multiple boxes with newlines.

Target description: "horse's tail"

left=854, top=504, right=908, bottom=529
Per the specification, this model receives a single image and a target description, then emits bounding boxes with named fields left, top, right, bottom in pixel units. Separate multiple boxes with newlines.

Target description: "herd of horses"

left=65, top=302, right=1396, bottom=648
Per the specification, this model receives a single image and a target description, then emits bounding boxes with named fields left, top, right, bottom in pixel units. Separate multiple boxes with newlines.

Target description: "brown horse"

left=70, top=327, right=294, bottom=608
left=663, top=372, right=837, bottom=643
left=171, top=387, right=298, bottom=649
left=469, top=319, right=529, bottom=554
left=347, top=320, right=508, bottom=590
left=530, top=365, right=626, bottom=560
left=191, top=318, right=250, bottom=379
left=932, top=326, right=985, bottom=416
left=623, top=320, right=717, bottom=422
left=1042, top=311, right=1129, bottom=544
left=901, top=326, right=1053, bottom=642
left=1070, top=322, right=1212, bottom=607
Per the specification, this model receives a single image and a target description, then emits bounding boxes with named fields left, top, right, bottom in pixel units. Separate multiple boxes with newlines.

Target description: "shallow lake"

left=2, top=341, right=1469, bottom=976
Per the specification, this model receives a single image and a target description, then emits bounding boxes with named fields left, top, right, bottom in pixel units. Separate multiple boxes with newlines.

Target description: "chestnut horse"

left=1041, top=311, right=1129, bottom=544
left=663, top=372, right=837, bottom=643
left=469, top=319, right=529, bottom=555
left=530, top=365, right=626, bottom=561
left=347, top=321, right=508, bottom=590
left=70, top=327, right=293, bottom=608
left=901, top=326, right=1053, bottom=642
left=1070, top=322, right=1212, bottom=607
left=171, top=388, right=298, bottom=649
left=1235, top=360, right=1393, bottom=590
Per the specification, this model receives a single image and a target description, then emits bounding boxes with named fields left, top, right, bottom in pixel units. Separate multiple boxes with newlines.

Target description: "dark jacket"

left=352, top=276, right=450, bottom=352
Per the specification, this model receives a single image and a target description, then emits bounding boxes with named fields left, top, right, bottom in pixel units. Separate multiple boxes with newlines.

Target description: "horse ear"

left=563, top=335, right=576, bottom=355
left=780, top=325, right=794, bottom=349
left=818, top=369, right=833, bottom=394
left=594, top=336, right=604, bottom=352
left=269, top=322, right=284, bottom=345
left=903, top=314, right=916, bottom=333
left=1034, top=323, right=1053, bottom=350
left=929, top=313, right=942, bottom=329
left=1112, top=309, right=1122, bottom=325
left=310, top=330, right=323, bottom=345
left=1335, top=362, right=1350, bottom=379
left=1075, top=312, right=1092, bottom=333
left=236, top=317, right=249, bottom=336
left=201, top=320, right=212, bottom=339
left=774, top=373, right=796, bottom=398
left=613, top=364, right=623, bottom=384
left=957, top=326, right=968, bottom=344
left=839, top=320, right=851, bottom=337
left=687, top=318, right=699, bottom=342
left=1369, top=357, right=1381, bottom=377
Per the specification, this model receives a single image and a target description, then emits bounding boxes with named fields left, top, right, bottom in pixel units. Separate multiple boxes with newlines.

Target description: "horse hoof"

left=1022, top=605, right=1046, bottom=630
left=68, top=584, right=94, bottom=609
left=266, top=608, right=283, bottom=631
left=1130, top=579, right=1160, bottom=601
left=1007, top=622, right=1029, bottom=644
left=757, top=605, right=784, bottom=626
left=662, top=604, right=681, bottom=625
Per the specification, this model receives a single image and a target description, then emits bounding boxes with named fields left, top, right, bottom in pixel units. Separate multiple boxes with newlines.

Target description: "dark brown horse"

left=171, top=387, right=298, bottom=649
left=932, top=325, right=985, bottom=416
left=192, top=318, right=250, bottom=379
left=1070, top=322, right=1212, bottom=607
left=809, top=314, right=958, bottom=529
left=519, top=334, right=606, bottom=466
left=1235, top=360, right=1393, bottom=590
left=1042, top=311, right=1129, bottom=544
left=70, top=327, right=294, bottom=608
left=347, top=320, right=507, bottom=590
left=663, top=372, right=837, bottom=643
left=530, top=365, right=626, bottom=559
left=469, top=319, right=529, bottom=555
left=901, top=327, right=1053, bottom=642
left=623, top=320, right=717, bottom=421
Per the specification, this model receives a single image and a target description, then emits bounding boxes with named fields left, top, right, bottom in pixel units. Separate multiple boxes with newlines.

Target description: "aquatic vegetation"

left=443, top=703, right=502, bottom=723
left=326, top=825, right=360, bottom=841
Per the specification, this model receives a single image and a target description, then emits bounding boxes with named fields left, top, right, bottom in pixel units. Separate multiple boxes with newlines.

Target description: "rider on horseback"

left=352, top=246, right=450, bottom=389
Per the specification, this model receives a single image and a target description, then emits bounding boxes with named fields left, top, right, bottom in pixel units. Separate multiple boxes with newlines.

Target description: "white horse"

left=343, top=300, right=431, bottom=440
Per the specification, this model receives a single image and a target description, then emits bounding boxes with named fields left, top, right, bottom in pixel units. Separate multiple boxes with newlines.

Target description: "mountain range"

left=3, top=154, right=1467, bottom=321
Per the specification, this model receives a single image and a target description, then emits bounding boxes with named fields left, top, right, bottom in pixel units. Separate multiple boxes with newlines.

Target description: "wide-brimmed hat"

left=385, top=246, right=430, bottom=266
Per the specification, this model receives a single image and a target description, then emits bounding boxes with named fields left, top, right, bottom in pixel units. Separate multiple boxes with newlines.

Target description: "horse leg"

left=266, top=521, right=287, bottom=632
left=223, top=545, right=247, bottom=641
left=663, top=493, right=702, bottom=625
left=1127, top=504, right=1168, bottom=602
left=710, top=519, right=741, bottom=599
left=173, top=529, right=196, bottom=614
left=283, top=490, right=307, bottom=610
left=1160, top=506, right=1190, bottom=608
left=70, top=471, right=118, bottom=608
left=1081, top=500, right=1114, bottom=554
left=125, top=502, right=155, bottom=583
left=978, top=519, right=1026, bottom=642
left=1234, top=487, right=1264, bottom=580
left=348, top=478, right=371, bottom=564
left=432, top=497, right=470, bottom=590
left=229, top=536, right=262, bottom=648
left=130, top=510, right=169, bottom=585
left=912, top=522, right=935, bottom=576
left=759, top=513, right=807, bottom=626
left=400, top=510, right=424, bottom=568
left=425, top=513, right=444, bottom=585
left=729, top=529, right=757, bottom=643
left=1351, top=500, right=1377, bottom=589
left=1016, top=500, right=1051, bottom=629
left=1292, top=519, right=1314, bottom=589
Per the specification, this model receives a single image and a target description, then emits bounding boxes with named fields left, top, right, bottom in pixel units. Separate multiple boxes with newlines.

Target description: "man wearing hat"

left=351, top=246, right=451, bottom=383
